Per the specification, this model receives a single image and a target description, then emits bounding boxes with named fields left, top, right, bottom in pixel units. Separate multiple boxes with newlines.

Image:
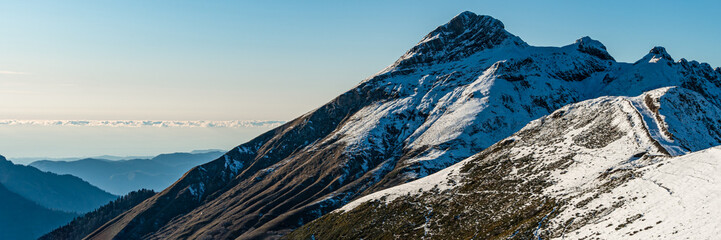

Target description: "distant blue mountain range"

left=30, top=150, right=225, bottom=195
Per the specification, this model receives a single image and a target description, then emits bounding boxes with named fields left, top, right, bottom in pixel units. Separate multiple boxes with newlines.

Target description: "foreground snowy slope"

left=86, top=12, right=721, bottom=239
left=555, top=146, right=721, bottom=239
left=289, top=87, right=721, bottom=239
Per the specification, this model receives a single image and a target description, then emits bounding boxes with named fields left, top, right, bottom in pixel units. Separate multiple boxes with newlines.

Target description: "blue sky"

left=1, top=0, right=719, bottom=121
left=1, top=1, right=720, bottom=158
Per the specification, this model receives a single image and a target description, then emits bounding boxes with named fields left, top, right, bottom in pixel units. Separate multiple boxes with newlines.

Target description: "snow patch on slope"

left=224, top=155, right=243, bottom=175
left=338, top=154, right=469, bottom=212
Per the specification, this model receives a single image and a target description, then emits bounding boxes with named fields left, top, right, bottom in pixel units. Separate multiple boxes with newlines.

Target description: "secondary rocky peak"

left=394, top=11, right=525, bottom=69
left=634, top=46, right=674, bottom=65
left=649, top=46, right=674, bottom=62
left=0, top=155, right=7, bottom=162
left=574, top=36, right=614, bottom=61
left=650, top=46, right=669, bottom=55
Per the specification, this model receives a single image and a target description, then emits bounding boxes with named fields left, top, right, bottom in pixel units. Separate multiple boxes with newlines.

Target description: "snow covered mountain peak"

left=573, top=36, right=614, bottom=61
left=394, top=11, right=526, bottom=69
left=639, top=46, right=674, bottom=63
left=446, top=11, right=504, bottom=32
left=453, top=11, right=483, bottom=22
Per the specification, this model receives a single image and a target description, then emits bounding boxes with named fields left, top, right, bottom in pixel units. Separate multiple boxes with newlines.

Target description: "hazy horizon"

left=0, top=123, right=277, bottom=163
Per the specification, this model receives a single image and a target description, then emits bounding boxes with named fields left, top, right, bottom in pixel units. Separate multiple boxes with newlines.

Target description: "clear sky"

left=1, top=1, right=720, bottom=159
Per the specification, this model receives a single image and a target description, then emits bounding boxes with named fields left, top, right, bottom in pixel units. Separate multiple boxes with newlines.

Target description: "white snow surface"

left=555, top=146, right=721, bottom=239
left=339, top=152, right=470, bottom=211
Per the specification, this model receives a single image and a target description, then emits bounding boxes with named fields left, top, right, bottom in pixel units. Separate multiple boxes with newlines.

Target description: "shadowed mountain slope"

left=0, top=155, right=116, bottom=213
left=0, top=182, right=77, bottom=240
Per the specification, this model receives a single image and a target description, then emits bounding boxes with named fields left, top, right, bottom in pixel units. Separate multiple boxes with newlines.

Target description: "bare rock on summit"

left=395, top=11, right=525, bottom=69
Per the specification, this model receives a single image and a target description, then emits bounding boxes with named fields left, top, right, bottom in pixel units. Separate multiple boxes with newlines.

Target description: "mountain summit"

left=86, top=12, right=721, bottom=239
left=574, top=36, right=614, bottom=60
left=637, top=46, right=674, bottom=64
left=394, top=12, right=524, bottom=69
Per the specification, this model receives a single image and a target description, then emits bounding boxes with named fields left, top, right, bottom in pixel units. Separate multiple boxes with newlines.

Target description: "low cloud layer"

left=0, top=70, right=28, bottom=75
left=0, top=120, right=285, bottom=128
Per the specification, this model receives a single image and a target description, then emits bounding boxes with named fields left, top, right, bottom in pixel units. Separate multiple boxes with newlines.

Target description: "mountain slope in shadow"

left=0, top=182, right=77, bottom=240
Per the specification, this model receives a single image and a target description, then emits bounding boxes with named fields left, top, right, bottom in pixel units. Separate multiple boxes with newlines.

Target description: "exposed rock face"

left=648, top=46, right=674, bottom=62
left=575, top=36, right=615, bottom=61
left=394, top=11, right=525, bottom=69
left=86, top=11, right=721, bottom=240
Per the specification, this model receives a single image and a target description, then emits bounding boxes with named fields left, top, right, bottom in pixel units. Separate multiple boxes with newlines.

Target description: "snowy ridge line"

left=0, top=119, right=286, bottom=128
